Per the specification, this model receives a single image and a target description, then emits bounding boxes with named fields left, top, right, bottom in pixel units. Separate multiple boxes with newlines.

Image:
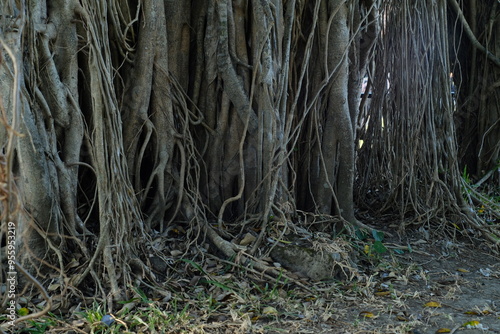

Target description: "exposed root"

left=204, top=224, right=315, bottom=293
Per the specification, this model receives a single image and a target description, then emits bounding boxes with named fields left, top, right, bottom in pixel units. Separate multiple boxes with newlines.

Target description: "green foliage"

left=462, top=165, right=470, bottom=184
left=461, top=164, right=500, bottom=224
left=18, top=318, right=58, bottom=334
left=352, top=227, right=391, bottom=267
left=371, top=229, right=384, bottom=242
left=372, top=241, right=388, bottom=254
left=355, top=227, right=369, bottom=241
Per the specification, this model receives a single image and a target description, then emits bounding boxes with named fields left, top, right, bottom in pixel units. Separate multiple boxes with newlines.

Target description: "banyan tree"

left=0, top=0, right=498, bottom=323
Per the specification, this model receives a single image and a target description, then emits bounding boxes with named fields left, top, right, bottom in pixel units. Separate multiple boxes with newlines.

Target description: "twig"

left=449, top=324, right=462, bottom=334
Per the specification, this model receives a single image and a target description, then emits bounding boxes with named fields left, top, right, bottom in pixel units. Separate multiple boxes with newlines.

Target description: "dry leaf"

left=375, top=291, right=391, bottom=296
left=463, top=320, right=480, bottom=328
left=359, top=311, right=375, bottom=318
left=262, top=306, right=278, bottom=315
left=239, top=233, right=256, bottom=246
left=456, top=268, right=469, bottom=273
left=36, top=300, right=47, bottom=308
left=67, top=259, right=80, bottom=269
left=50, top=302, right=61, bottom=311
left=424, top=301, right=442, bottom=308
left=435, top=328, right=451, bottom=333
left=170, top=249, right=183, bottom=256
left=71, top=319, right=86, bottom=327
left=215, top=291, right=233, bottom=302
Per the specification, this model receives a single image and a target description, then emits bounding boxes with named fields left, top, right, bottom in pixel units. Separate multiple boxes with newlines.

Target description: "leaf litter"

left=3, top=226, right=500, bottom=334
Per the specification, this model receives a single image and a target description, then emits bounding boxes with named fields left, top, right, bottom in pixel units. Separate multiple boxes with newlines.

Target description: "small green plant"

left=355, top=228, right=388, bottom=261
left=77, top=302, right=121, bottom=334
left=19, top=317, right=58, bottom=334
left=370, top=230, right=388, bottom=255
left=81, top=301, right=106, bottom=324
left=462, top=165, right=470, bottom=184
left=251, top=270, right=287, bottom=302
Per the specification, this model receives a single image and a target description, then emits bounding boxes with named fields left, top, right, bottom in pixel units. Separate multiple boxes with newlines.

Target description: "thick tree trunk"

left=320, top=0, right=355, bottom=222
left=294, top=0, right=359, bottom=226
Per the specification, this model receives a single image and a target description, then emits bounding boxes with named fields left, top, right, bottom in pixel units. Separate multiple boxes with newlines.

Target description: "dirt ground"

left=4, top=226, right=499, bottom=334
left=248, top=230, right=500, bottom=334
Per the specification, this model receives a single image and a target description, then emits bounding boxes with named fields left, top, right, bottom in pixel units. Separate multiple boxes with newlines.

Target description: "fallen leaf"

left=424, top=301, right=442, bottom=308
left=50, top=302, right=61, bottom=311
left=67, top=259, right=80, bottom=269
left=215, top=291, right=233, bottom=302
left=71, top=319, right=85, bottom=327
left=456, top=268, right=469, bottom=273
left=359, top=311, right=375, bottom=318
left=463, top=320, right=480, bottom=328
left=435, top=328, right=451, bottom=333
left=170, top=250, right=183, bottom=256
left=375, top=291, right=391, bottom=296
left=239, top=233, right=256, bottom=246
left=262, top=306, right=278, bottom=315
left=373, top=240, right=388, bottom=254
left=36, top=300, right=47, bottom=308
